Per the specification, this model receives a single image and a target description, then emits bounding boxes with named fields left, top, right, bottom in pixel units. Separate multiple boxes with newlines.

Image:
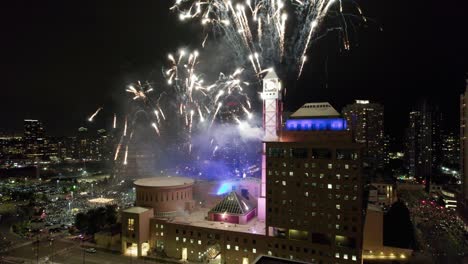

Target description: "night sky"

left=1, top=1, right=467, bottom=145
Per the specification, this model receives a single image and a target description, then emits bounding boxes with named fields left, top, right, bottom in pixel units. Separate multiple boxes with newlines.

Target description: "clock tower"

left=258, top=69, right=283, bottom=221
left=261, top=69, right=283, bottom=141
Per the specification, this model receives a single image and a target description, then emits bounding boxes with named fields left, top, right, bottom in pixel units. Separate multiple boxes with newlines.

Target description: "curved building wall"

left=135, top=178, right=194, bottom=217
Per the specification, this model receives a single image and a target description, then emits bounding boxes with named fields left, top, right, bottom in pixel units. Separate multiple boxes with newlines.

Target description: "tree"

left=75, top=212, right=88, bottom=232
left=104, top=205, right=117, bottom=225
left=384, top=200, right=415, bottom=248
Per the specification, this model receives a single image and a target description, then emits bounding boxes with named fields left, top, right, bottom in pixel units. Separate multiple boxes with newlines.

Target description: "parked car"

left=85, top=248, right=97, bottom=253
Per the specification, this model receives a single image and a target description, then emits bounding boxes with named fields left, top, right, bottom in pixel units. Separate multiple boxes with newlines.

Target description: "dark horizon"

left=1, top=0, right=467, bottom=142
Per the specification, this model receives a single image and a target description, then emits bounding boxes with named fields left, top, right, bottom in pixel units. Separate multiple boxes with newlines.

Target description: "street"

left=1, top=238, right=173, bottom=264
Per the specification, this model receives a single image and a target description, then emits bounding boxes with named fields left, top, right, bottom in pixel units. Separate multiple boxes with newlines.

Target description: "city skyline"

left=0, top=1, right=467, bottom=264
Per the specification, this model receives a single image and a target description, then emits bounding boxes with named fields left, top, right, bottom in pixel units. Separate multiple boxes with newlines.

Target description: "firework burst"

left=171, top=0, right=366, bottom=78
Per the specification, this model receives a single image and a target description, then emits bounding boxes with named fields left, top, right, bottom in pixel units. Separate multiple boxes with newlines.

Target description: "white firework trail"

left=88, top=107, right=103, bottom=122
left=123, top=117, right=128, bottom=136
left=123, top=145, right=128, bottom=165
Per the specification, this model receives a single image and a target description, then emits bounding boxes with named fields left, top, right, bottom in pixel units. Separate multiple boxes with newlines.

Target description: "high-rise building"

left=342, top=100, right=384, bottom=169
left=23, top=119, right=45, bottom=158
left=405, top=99, right=443, bottom=191
left=441, top=132, right=460, bottom=167
left=267, top=102, right=364, bottom=263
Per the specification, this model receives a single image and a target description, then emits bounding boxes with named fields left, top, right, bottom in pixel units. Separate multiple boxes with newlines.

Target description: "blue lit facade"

left=285, top=118, right=347, bottom=131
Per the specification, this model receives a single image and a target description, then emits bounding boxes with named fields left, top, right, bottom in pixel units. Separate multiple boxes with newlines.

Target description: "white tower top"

left=262, top=69, right=281, bottom=100
left=264, top=68, right=279, bottom=80
left=262, top=69, right=282, bottom=141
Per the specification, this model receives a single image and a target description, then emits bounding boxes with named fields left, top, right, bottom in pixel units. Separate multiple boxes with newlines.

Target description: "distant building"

left=441, top=132, right=460, bottom=166
left=405, top=99, right=443, bottom=191
left=460, top=78, right=468, bottom=218
left=368, top=177, right=397, bottom=209
left=23, top=119, right=45, bottom=158
left=76, top=127, right=113, bottom=162
left=342, top=100, right=384, bottom=169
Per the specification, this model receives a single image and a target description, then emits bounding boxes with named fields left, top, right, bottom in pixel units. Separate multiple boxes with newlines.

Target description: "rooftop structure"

left=208, top=191, right=257, bottom=224
left=162, top=207, right=265, bottom=235
left=290, top=102, right=340, bottom=118
left=134, top=176, right=194, bottom=188
left=285, top=102, right=347, bottom=132
left=134, top=176, right=195, bottom=217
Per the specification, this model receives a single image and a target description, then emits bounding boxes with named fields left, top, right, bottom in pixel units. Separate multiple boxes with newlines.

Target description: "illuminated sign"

left=285, top=118, right=347, bottom=131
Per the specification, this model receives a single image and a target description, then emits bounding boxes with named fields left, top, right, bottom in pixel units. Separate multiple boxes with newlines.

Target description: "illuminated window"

left=289, top=171, right=294, bottom=176
left=328, top=184, right=332, bottom=189
left=268, top=251, right=272, bottom=256
left=253, top=248, right=256, bottom=253
left=160, top=232, right=164, bottom=236
left=343, top=254, right=348, bottom=260
left=198, top=240, right=202, bottom=245
left=336, top=224, right=340, bottom=230
left=190, top=239, right=194, bottom=243
left=336, top=204, right=341, bottom=210
left=235, top=246, right=239, bottom=251
left=127, top=218, right=134, bottom=231
left=176, top=237, right=179, bottom=241
left=305, top=192, right=309, bottom=197
left=328, top=164, right=333, bottom=169
left=352, top=255, right=357, bottom=261
left=282, top=181, right=287, bottom=186
left=335, top=253, right=340, bottom=258
left=183, top=238, right=186, bottom=243
left=226, top=244, right=231, bottom=249
left=345, top=164, right=350, bottom=169
left=336, top=174, right=341, bottom=179
left=161, top=224, right=164, bottom=229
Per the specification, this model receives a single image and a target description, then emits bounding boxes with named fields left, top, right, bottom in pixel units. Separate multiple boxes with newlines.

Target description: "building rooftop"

left=134, top=176, right=194, bottom=188
left=123, top=206, right=152, bottom=214
left=161, top=207, right=266, bottom=235
left=253, top=255, right=310, bottom=264
left=290, top=102, right=340, bottom=118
